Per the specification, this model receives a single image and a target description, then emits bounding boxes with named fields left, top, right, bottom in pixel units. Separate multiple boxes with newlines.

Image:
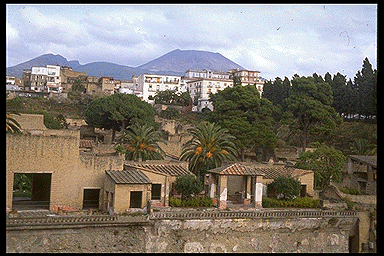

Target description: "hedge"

left=169, top=196, right=213, bottom=207
left=262, top=197, right=320, bottom=208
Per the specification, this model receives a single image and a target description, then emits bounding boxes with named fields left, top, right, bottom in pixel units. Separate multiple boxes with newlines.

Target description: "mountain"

left=6, top=49, right=244, bottom=80
left=138, top=49, right=243, bottom=72
left=6, top=54, right=81, bottom=78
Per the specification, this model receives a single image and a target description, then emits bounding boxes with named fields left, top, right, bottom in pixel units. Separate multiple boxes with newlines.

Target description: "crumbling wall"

left=7, top=216, right=356, bottom=253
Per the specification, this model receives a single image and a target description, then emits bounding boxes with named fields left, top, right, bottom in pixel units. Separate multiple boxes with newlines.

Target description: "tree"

left=262, top=77, right=290, bottom=107
left=284, top=76, right=341, bottom=151
left=295, top=144, right=346, bottom=189
left=180, top=122, right=237, bottom=178
left=350, top=138, right=376, bottom=156
left=269, top=176, right=301, bottom=199
left=207, top=85, right=278, bottom=160
left=353, top=57, right=377, bottom=119
left=84, top=93, right=157, bottom=140
left=154, top=89, right=192, bottom=106
left=116, top=123, right=166, bottom=161
left=174, top=175, right=203, bottom=199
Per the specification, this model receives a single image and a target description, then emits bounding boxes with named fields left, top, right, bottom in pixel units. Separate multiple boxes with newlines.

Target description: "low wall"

left=6, top=210, right=358, bottom=253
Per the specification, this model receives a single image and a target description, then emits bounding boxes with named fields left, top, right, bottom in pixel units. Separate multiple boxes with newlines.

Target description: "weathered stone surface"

left=7, top=215, right=357, bottom=253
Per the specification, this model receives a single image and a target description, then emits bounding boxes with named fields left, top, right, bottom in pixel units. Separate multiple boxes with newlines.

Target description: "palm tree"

left=350, top=138, right=376, bottom=155
left=180, top=122, right=237, bottom=178
left=116, top=123, right=166, bottom=161
left=6, top=110, right=21, bottom=133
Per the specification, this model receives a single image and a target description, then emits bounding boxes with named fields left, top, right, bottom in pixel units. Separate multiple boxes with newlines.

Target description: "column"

left=217, top=175, right=227, bottom=210
left=347, top=157, right=353, bottom=175
left=254, top=175, right=263, bottom=208
left=243, top=176, right=252, bottom=205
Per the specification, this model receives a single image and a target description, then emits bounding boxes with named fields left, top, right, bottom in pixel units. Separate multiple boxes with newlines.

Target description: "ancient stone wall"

left=6, top=210, right=357, bottom=253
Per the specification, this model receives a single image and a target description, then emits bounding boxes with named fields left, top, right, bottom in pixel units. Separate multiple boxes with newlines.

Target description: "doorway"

left=130, top=191, right=142, bottom=208
left=12, top=173, right=51, bottom=210
left=83, top=188, right=100, bottom=209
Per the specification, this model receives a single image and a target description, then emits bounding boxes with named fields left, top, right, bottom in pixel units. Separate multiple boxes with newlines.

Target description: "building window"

left=151, top=184, right=161, bottom=200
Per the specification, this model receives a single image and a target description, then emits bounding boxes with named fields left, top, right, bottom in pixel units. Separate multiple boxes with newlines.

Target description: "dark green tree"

left=207, top=85, right=278, bottom=160
left=295, top=144, right=346, bottom=189
left=353, top=57, right=376, bottom=118
left=174, top=175, right=203, bottom=199
left=84, top=93, right=157, bottom=140
left=284, top=76, right=341, bottom=151
left=269, top=176, right=301, bottom=199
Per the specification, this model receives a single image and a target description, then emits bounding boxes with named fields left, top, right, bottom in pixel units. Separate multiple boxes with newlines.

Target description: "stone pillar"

left=254, top=175, right=263, bottom=208
left=164, top=176, right=170, bottom=206
left=243, top=176, right=252, bottom=205
left=217, top=175, right=227, bottom=210
left=347, top=157, right=353, bottom=175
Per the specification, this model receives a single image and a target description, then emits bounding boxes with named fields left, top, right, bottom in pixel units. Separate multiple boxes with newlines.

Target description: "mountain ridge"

left=6, top=49, right=244, bottom=80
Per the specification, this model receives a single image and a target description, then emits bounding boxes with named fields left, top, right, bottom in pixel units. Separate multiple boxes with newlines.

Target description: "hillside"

left=138, top=49, right=243, bottom=72
left=6, top=49, right=244, bottom=80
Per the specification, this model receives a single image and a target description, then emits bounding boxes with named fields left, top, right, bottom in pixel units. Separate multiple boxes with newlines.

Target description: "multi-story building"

left=136, top=74, right=182, bottom=102
left=23, top=65, right=61, bottom=93
left=99, top=77, right=120, bottom=95
left=187, top=78, right=233, bottom=112
left=60, top=66, right=87, bottom=92
left=185, top=69, right=230, bottom=80
left=228, top=69, right=264, bottom=95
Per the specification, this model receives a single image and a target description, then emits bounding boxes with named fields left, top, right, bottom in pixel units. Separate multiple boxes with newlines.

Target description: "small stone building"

left=206, top=163, right=265, bottom=209
left=104, top=169, right=152, bottom=212
left=104, top=161, right=195, bottom=213
left=340, top=155, right=377, bottom=195
left=205, top=162, right=315, bottom=209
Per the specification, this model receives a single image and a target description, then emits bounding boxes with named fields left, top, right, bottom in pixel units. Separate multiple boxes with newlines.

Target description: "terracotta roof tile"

left=125, top=163, right=194, bottom=177
left=79, top=139, right=94, bottom=148
left=207, top=163, right=265, bottom=176
left=105, top=170, right=151, bottom=184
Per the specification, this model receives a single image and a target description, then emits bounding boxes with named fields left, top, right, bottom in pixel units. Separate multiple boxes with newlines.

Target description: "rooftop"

left=125, top=162, right=194, bottom=177
left=349, top=155, right=377, bottom=167
left=105, top=169, right=151, bottom=184
left=207, top=163, right=265, bottom=176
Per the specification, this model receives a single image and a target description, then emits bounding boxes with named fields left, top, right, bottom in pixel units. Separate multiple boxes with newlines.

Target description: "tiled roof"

left=247, top=164, right=312, bottom=180
left=207, top=163, right=313, bottom=179
left=207, top=163, right=265, bottom=176
left=105, top=170, right=151, bottom=184
left=79, top=139, right=94, bottom=148
left=349, top=155, right=377, bottom=167
left=125, top=163, right=194, bottom=177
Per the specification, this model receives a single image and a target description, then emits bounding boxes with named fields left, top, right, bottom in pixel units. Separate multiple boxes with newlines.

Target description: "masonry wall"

left=6, top=215, right=356, bottom=253
left=6, top=133, right=124, bottom=211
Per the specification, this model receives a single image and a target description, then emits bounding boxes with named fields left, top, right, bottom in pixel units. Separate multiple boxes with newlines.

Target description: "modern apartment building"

left=23, top=65, right=62, bottom=93
left=185, top=69, right=230, bottom=80
left=187, top=78, right=233, bottom=112
left=136, top=74, right=182, bottom=102
left=228, top=69, right=264, bottom=95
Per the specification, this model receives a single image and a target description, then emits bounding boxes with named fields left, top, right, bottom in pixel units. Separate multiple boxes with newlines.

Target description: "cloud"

left=6, top=4, right=377, bottom=80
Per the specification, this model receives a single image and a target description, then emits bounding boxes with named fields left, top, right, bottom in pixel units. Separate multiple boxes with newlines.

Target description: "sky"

left=6, top=4, right=377, bottom=80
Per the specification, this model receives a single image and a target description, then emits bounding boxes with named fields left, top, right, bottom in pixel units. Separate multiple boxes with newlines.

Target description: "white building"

left=228, top=69, right=264, bottom=95
left=185, top=69, right=230, bottom=80
left=28, top=65, right=62, bottom=93
left=136, top=74, right=182, bottom=102
left=187, top=78, right=233, bottom=112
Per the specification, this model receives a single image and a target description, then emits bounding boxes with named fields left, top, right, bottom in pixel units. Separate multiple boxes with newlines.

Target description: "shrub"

left=262, top=197, right=320, bottom=208
left=174, top=175, right=203, bottom=199
left=169, top=197, right=182, bottom=207
left=169, top=196, right=213, bottom=208
left=269, top=176, right=301, bottom=199
left=339, top=187, right=360, bottom=195
left=160, top=107, right=180, bottom=119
